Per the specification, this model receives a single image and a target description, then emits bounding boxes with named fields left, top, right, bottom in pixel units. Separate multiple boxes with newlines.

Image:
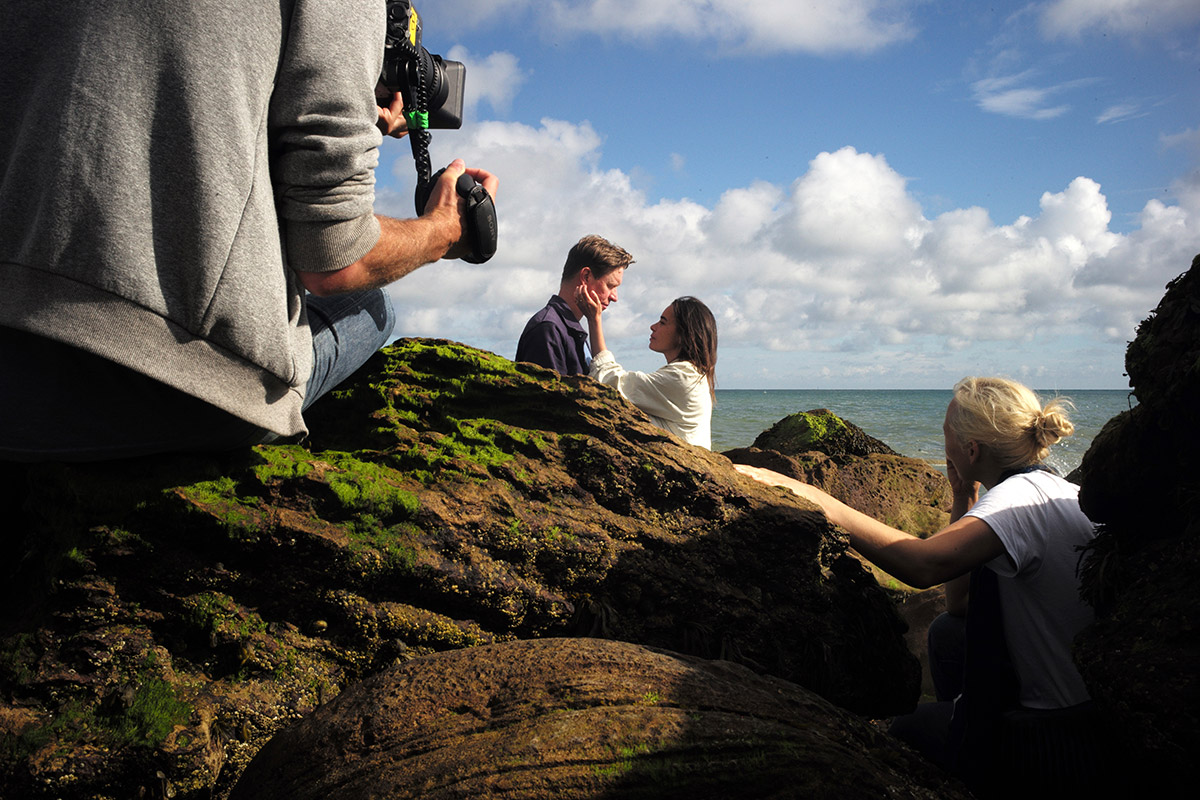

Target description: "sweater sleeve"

left=270, top=0, right=384, bottom=272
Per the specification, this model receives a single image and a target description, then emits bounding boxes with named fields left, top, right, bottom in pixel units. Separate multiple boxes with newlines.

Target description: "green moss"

left=0, top=632, right=37, bottom=686
left=318, top=453, right=420, bottom=519
left=6, top=673, right=192, bottom=762
left=181, top=591, right=267, bottom=641
left=117, top=677, right=193, bottom=746
left=315, top=340, right=549, bottom=466
left=177, top=476, right=264, bottom=537
left=251, top=444, right=316, bottom=482
left=594, top=742, right=654, bottom=778
left=772, top=411, right=849, bottom=451
left=5, top=697, right=94, bottom=758
left=543, top=526, right=578, bottom=545
left=345, top=520, right=420, bottom=577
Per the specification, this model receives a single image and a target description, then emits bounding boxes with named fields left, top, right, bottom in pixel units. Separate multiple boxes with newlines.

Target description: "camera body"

left=380, top=0, right=464, bottom=129
left=380, top=1, right=496, bottom=264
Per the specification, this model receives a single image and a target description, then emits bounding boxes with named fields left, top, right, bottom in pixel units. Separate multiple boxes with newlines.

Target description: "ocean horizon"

left=711, top=388, right=1136, bottom=478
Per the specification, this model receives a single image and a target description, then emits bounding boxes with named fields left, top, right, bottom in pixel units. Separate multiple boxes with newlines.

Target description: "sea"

left=711, top=389, right=1137, bottom=478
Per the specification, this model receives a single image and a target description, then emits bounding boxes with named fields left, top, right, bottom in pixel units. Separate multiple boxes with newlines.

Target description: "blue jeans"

left=303, top=289, right=396, bottom=409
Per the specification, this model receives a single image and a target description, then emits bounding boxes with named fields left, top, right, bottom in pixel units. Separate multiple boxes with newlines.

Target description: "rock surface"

left=726, top=409, right=951, bottom=542
left=723, top=446, right=952, bottom=543
left=230, top=638, right=968, bottom=800
left=0, top=340, right=920, bottom=799
left=1072, top=255, right=1200, bottom=793
left=751, top=409, right=900, bottom=459
left=725, top=410, right=954, bottom=692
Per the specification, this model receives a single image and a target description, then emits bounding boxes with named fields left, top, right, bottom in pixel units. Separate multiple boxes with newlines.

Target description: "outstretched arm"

left=734, top=464, right=1005, bottom=590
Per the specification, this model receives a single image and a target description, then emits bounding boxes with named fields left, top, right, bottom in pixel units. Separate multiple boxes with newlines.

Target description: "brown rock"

left=1073, top=254, right=1200, bottom=794
left=230, top=638, right=968, bottom=800
left=0, top=340, right=919, bottom=799
left=751, top=408, right=899, bottom=460
left=724, top=447, right=951, bottom=540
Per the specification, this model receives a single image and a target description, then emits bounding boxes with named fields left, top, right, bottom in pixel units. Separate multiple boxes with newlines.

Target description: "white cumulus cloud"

left=446, top=46, right=527, bottom=116
left=375, top=55, right=1197, bottom=387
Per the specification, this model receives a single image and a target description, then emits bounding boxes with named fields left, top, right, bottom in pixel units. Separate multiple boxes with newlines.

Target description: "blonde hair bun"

left=950, top=377, right=1075, bottom=471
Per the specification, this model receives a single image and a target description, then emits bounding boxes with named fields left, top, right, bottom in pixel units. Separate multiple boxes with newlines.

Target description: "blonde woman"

left=737, top=377, right=1104, bottom=793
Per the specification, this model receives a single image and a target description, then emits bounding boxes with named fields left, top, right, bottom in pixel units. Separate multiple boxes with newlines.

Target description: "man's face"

left=583, top=267, right=624, bottom=310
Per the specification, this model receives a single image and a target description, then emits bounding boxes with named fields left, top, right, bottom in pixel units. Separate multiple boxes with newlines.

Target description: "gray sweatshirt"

left=0, top=0, right=386, bottom=436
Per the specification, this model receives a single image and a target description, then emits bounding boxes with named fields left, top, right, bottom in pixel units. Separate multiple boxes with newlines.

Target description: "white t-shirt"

left=965, top=470, right=1097, bottom=709
left=589, top=350, right=712, bottom=449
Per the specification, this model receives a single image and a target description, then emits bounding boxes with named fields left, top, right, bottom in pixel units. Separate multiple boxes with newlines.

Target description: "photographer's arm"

left=298, top=159, right=498, bottom=296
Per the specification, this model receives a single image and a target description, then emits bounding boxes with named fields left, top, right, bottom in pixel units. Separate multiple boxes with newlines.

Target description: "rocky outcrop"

left=230, top=637, right=968, bottom=800
left=751, top=409, right=899, bottom=459
left=723, top=445, right=951, bottom=542
left=0, top=340, right=919, bottom=799
left=724, top=409, right=951, bottom=544
left=1072, top=255, right=1200, bottom=793
left=725, top=409, right=954, bottom=695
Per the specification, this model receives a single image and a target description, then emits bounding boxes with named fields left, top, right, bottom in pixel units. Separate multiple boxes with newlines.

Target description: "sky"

left=374, top=0, right=1200, bottom=389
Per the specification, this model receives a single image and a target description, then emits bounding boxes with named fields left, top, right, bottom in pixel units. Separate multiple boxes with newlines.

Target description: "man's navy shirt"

left=515, top=295, right=590, bottom=375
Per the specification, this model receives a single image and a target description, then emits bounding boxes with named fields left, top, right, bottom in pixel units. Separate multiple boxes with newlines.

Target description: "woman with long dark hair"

left=576, top=290, right=717, bottom=448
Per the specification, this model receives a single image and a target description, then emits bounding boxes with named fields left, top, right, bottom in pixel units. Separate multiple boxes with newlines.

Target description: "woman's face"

left=649, top=304, right=681, bottom=360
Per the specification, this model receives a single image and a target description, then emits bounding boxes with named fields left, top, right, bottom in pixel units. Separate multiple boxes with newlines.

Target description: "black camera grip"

left=415, top=168, right=497, bottom=264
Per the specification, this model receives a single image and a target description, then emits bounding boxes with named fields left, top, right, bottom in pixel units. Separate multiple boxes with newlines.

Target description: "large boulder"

left=723, top=445, right=951, bottom=543
left=725, top=409, right=951, bottom=542
left=0, top=340, right=919, bottom=799
left=1072, top=255, right=1200, bottom=793
left=725, top=409, right=953, bottom=698
left=751, top=409, right=899, bottom=459
left=230, top=638, right=967, bottom=800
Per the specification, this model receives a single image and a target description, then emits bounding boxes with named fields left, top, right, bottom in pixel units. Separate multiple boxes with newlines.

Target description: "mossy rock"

left=0, top=339, right=919, bottom=800
left=752, top=409, right=898, bottom=460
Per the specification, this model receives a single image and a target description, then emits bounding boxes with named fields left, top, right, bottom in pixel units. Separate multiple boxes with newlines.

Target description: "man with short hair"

left=515, top=235, right=633, bottom=376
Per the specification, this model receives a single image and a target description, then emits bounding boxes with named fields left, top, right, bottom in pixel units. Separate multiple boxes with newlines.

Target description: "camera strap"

left=384, top=1, right=496, bottom=263
left=386, top=1, right=434, bottom=190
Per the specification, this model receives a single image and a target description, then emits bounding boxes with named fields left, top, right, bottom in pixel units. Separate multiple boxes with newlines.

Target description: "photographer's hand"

left=421, top=159, right=499, bottom=262
left=296, top=158, right=496, bottom=296
left=375, top=87, right=409, bottom=139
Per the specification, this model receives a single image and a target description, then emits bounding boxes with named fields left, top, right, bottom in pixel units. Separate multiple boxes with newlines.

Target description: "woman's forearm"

left=586, top=311, right=607, bottom=356
left=733, top=465, right=1001, bottom=590
left=815, top=493, right=951, bottom=588
left=941, top=485, right=979, bottom=615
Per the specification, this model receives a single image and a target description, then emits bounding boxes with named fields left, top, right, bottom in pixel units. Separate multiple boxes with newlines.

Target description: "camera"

left=379, top=1, right=496, bottom=263
left=380, top=0, right=464, bottom=129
